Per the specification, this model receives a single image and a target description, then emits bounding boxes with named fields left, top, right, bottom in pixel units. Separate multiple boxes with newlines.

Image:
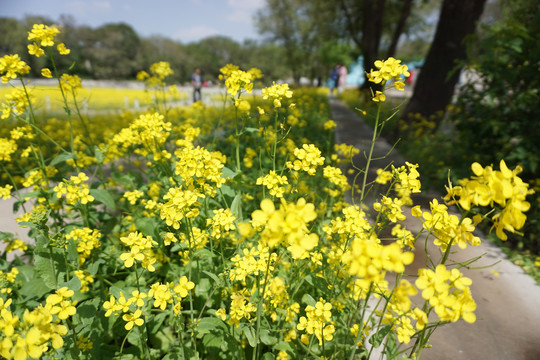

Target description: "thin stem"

left=359, top=101, right=382, bottom=205
left=252, top=252, right=273, bottom=360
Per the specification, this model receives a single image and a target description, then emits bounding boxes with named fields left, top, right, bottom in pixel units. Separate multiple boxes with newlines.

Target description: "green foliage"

left=408, top=0, right=540, bottom=252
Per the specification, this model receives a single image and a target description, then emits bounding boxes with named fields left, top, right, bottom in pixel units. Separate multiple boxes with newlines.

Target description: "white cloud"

left=172, top=25, right=220, bottom=43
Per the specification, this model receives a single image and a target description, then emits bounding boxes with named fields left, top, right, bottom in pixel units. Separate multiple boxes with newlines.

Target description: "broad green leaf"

left=19, top=278, right=50, bottom=299
left=230, top=194, right=243, bottom=220
left=369, top=324, right=393, bottom=348
left=50, top=152, right=77, bottom=167
left=301, top=294, right=316, bottom=307
left=243, top=127, right=260, bottom=133
left=221, top=166, right=239, bottom=180
left=90, top=189, right=116, bottom=210
left=34, top=246, right=66, bottom=290
left=202, top=333, right=224, bottom=348
left=274, top=341, right=294, bottom=352
left=135, top=217, right=159, bottom=237
left=260, top=329, right=278, bottom=346
left=202, top=270, right=222, bottom=285
left=94, top=146, right=105, bottom=164
left=241, top=324, right=256, bottom=347
left=197, top=317, right=227, bottom=334
left=60, top=275, right=81, bottom=292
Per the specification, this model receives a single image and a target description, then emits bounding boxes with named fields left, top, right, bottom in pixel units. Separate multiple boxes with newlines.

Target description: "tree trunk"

left=361, top=0, right=386, bottom=91
left=386, top=0, right=414, bottom=58
left=396, top=0, right=486, bottom=136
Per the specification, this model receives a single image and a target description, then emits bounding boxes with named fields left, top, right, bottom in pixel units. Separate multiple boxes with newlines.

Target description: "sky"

left=2, top=0, right=266, bottom=43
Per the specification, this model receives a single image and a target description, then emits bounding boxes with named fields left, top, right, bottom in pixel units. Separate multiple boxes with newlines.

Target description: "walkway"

left=330, top=98, right=540, bottom=360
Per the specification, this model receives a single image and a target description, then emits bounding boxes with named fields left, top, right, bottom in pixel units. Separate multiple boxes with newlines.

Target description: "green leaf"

left=221, top=166, right=239, bottom=180
left=219, top=184, right=235, bottom=198
left=147, top=311, right=168, bottom=335
left=197, top=317, right=227, bottom=335
left=202, top=270, right=222, bottom=285
left=94, top=146, right=105, bottom=164
left=244, top=127, right=260, bottom=133
left=34, top=246, right=66, bottom=290
left=274, top=341, right=294, bottom=352
left=135, top=217, right=160, bottom=238
left=230, top=194, right=243, bottom=220
left=90, top=189, right=116, bottom=210
left=260, top=329, right=278, bottom=346
left=202, top=333, right=224, bottom=348
left=66, top=239, right=79, bottom=264
left=369, top=324, right=393, bottom=348
left=50, top=152, right=77, bottom=167
left=261, top=353, right=275, bottom=360
left=301, top=294, right=316, bottom=307
left=60, top=275, right=81, bottom=292
left=241, top=324, right=256, bottom=348
left=76, top=298, right=101, bottom=325
left=19, top=278, right=51, bottom=299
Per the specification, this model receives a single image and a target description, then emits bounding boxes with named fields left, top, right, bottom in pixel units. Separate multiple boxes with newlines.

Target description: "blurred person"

left=337, top=64, right=348, bottom=94
left=191, top=68, right=203, bottom=103
left=330, top=64, right=340, bottom=96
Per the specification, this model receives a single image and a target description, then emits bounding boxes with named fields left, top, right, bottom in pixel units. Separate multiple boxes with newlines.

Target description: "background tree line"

left=0, top=15, right=293, bottom=84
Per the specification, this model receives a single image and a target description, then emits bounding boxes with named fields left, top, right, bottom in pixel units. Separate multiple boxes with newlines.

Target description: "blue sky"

left=2, top=0, right=266, bottom=43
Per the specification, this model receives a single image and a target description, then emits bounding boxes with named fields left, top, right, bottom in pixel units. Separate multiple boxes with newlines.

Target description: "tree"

left=85, top=23, right=141, bottom=79
left=397, top=0, right=487, bottom=134
left=255, top=0, right=339, bottom=84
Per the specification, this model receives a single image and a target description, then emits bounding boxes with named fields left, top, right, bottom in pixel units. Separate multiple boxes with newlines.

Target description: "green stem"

left=252, top=252, right=273, bottom=360
left=67, top=318, right=81, bottom=359
left=234, top=101, right=242, bottom=172
left=359, top=101, right=382, bottom=205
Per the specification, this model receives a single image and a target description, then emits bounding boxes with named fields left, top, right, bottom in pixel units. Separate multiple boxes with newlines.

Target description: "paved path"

left=330, top=98, right=540, bottom=360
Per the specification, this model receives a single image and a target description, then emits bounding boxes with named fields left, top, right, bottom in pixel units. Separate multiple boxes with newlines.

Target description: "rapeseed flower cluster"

left=0, top=139, right=17, bottom=162
left=256, top=170, right=289, bottom=198
left=416, top=264, right=476, bottom=324
left=59, top=74, right=82, bottom=94
left=136, top=61, right=174, bottom=88
left=220, top=65, right=254, bottom=97
left=286, top=144, right=325, bottom=175
left=27, top=24, right=71, bottom=58
left=1, top=30, right=533, bottom=359
left=250, top=198, right=318, bottom=259
left=0, top=298, right=69, bottom=359
left=0, top=54, right=31, bottom=83
left=207, top=208, right=236, bottom=239
left=229, top=245, right=276, bottom=283
left=297, top=298, right=335, bottom=346
left=416, top=199, right=480, bottom=251
left=173, top=145, right=227, bottom=195
left=375, top=162, right=421, bottom=205
left=262, top=82, right=293, bottom=108
left=2, top=88, right=35, bottom=119
left=160, top=188, right=204, bottom=230
left=119, top=231, right=158, bottom=272
left=445, top=160, right=533, bottom=240
left=65, top=227, right=101, bottom=264
left=54, top=172, right=94, bottom=205
left=367, top=57, right=410, bottom=85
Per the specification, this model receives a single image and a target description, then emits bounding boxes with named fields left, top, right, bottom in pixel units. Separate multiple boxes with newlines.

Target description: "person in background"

left=330, top=64, right=340, bottom=96
left=337, top=64, right=348, bottom=94
left=191, top=68, right=203, bottom=103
